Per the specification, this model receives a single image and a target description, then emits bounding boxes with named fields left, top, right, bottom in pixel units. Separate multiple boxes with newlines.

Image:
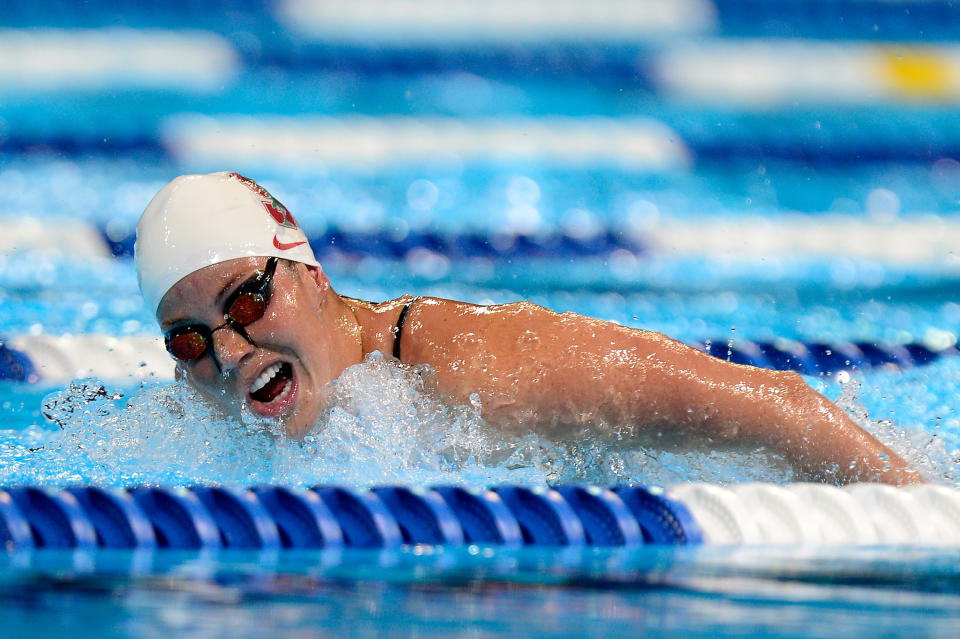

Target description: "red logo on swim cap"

left=230, top=173, right=308, bottom=251
left=273, top=236, right=306, bottom=251
left=230, top=173, right=302, bottom=230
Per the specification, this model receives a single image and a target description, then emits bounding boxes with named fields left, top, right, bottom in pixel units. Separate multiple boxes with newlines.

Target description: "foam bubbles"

left=833, top=376, right=957, bottom=484
left=7, top=352, right=940, bottom=489
left=9, top=353, right=557, bottom=488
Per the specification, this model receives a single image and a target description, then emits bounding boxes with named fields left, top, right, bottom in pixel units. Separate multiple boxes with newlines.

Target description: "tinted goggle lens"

left=166, top=330, right=209, bottom=362
left=228, top=293, right=267, bottom=325
left=163, top=257, right=277, bottom=363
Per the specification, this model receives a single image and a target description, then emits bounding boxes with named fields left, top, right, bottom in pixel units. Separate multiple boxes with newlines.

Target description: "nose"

left=210, top=323, right=255, bottom=371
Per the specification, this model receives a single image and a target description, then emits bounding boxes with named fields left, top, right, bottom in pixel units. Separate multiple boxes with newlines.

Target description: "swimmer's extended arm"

left=400, top=298, right=922, bottom=485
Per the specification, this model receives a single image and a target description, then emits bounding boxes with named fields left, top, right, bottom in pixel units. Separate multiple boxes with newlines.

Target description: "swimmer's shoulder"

left=346, top=295, right=469, bottom=356
left=384, top=297, right=564, bottom=358
left=392, top=296, right=557, bottom=327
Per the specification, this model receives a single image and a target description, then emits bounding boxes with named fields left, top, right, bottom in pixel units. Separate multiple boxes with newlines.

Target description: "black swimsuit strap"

left=393, top=298, right=417, bottom=360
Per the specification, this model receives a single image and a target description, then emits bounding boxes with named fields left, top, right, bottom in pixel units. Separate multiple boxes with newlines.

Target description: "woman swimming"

left=135, top=172, right=922, bottom=485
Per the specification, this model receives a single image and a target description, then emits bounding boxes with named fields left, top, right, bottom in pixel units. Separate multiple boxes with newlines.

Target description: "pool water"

left=2, top=156, right=958, bottom=488
left=3, top=546, right=960, bottom=639
left=2, top=162, right=959, bottom=636
left=3, top=1, right=960, bottom=636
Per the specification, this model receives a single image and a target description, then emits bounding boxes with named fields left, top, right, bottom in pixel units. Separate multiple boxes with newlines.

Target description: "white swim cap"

left=135, top=171, right=320, bottom=316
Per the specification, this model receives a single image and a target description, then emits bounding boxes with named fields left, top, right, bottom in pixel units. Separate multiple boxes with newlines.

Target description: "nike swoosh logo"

left=273, top=236, right=306, bottom=251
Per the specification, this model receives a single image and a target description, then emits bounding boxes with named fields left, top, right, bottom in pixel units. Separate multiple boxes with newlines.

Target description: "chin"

left=282, top=413, right=318, bottom=439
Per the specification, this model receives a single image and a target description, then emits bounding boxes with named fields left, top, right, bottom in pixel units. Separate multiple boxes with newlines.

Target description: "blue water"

left=4, top=2, right=960, bottom=636
left=3, top=150, right=960, bottom=638
left=2, top=151, right=960, bottom=633
left=1, top=546, right=959, bottom=639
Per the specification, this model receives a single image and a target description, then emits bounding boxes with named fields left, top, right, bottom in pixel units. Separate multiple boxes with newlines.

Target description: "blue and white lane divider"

left=0, top=335, right=173, bottom=384
left=27, top=213, right=960, bottom=267
left=163, top=115, right=691, bottom=171
left=1, top=333, right=956, bottom=384
left=275, top=0, right=714, bottom=44
left=101, top=223, right=650, bottom=261
left=695, top=338, right=957, bottom=375
left=2, top=483, right=959, bottom=550
left=11, top=212, right=960, bottom=266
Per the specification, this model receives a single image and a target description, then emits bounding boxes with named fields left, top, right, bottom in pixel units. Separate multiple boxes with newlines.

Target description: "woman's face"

left=156, top=257, right=359, bottom=438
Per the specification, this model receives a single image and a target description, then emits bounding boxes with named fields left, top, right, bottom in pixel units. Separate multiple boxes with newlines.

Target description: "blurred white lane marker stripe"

left=844, top=483, right=940, bottom=544
left=163, top=115, right=692, bottom=169
left=731, top=483, right=819, bottom=544
left=277, top=0, right=715, bottom=42
left=667, top=483, right=763, bottom=545
left=8, top=335, right=173, bottom=382
left=0, top=29, right=238, bottom=91
left=657, top=40, right=960, bottom=104
left=644, top=215, right=960, bottom=264
left=786, top=483, right=877, bottom=544
left=0, top=216, right=109, bottom=257
left=4, top=212, right=960, bottom=268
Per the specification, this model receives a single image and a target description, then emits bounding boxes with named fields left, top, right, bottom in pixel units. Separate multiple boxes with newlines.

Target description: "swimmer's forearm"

left=712, top=370, right=923, bottom=485
left=604, top=359, right=923, bottom=485
left=596, top=337, right=924, bottom=485
left=402, top=300, right=922, bottom=484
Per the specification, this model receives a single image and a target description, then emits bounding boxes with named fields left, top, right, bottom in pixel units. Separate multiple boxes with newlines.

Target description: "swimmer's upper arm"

left=403, top=298, right=921, bottom=484
left=403, top=298, right=748, bottom=430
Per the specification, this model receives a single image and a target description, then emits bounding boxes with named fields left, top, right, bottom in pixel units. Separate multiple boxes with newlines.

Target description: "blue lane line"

left=311, top=486, right=404, bottom=549
left=7, top=487, right=98, bottom=549
left=0, top=342, right=36, bottom=384
left=2, top=0, right=954, bottom=45
left=494, top=486, right=587, bottom=547
left=695, top=339, right=959, bottom=375
left=554, top=486, right=644, bottom=547
left=2, top=334, right=955, bottom=383
left=8, top=98, right=960, bottom=164
left=253, top=486, right=344, bottom=549
left=9, top=110, right=960, bottom=163
left=66, top=486, right=157, bottom=549
left=431, top=486, right=523, bottom=546
left=0, top=484, right=707, bottom=550
left=191, top=486, right=282, bottom=550
left=615, top=486, right=703, bottom=544
left=372, top=486, right=466, bottom=545
left=100, top=226, right=648, bottom=261
left=713, top=0, right=960, bottom=41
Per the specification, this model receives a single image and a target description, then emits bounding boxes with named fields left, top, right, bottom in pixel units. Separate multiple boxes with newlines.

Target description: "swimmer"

left=135, top=172, right=922, bottom=485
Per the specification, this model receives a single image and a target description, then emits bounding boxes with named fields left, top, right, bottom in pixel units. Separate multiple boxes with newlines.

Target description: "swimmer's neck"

left=341, top=296, right=414, bottom=360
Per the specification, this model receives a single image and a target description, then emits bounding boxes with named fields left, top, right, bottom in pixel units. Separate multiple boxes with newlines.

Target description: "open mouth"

left=249, top=361, right=294, bottom=405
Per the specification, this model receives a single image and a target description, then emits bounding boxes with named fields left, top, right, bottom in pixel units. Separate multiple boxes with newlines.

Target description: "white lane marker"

left=0, top=216, right=110, bottom=258
left=731, top=483, right=820, bottom=544
left=0, top=29, right=238, bottom=91
left=904, top=484, right=960, bottom=544
left=845, top=482, right=940, bottom=544
left=643, top=215, right=960, bottom=265
left=657, top=40, right=960, bottom=105
left=4, top=212, right=960, bottom=268
left=8, top=334, right=173, bottom=383
left=786, top=483, right=878, bottom=544
left=277, top=0, right=715, bottom=43
left=163, top=115, right=691, bottom=170
left=668, top=482, right=763, bottom=545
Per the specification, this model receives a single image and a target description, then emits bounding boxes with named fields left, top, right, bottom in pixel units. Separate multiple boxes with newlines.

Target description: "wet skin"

left=158, top=258, right=362, bottom=438
left=158, top=257, right=923, bottom=485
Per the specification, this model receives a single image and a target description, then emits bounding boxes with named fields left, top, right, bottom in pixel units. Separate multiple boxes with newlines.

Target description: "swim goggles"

left=164, top=257, right=279, bottom=363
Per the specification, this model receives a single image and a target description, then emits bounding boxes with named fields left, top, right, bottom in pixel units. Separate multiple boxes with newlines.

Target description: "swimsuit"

left=393, top=298, right=417, bottom=360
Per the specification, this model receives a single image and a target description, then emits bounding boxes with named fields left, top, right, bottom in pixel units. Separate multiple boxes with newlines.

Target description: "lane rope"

left=2, top=333, right=954, bottom=383
left=2, top=482, right=956, bottom=550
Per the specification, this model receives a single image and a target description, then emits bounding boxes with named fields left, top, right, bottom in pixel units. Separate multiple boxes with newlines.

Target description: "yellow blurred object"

left=883, top=48, right=956, bottom=100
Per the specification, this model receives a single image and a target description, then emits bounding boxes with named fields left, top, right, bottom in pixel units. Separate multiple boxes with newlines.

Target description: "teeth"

left=251, top=362, right=282, bottom=393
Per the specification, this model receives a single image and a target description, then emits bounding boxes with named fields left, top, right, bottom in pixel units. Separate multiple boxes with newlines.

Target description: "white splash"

left=10, top=353, right=943, bottom=489
left=16, top=353, right=557, bottom=488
